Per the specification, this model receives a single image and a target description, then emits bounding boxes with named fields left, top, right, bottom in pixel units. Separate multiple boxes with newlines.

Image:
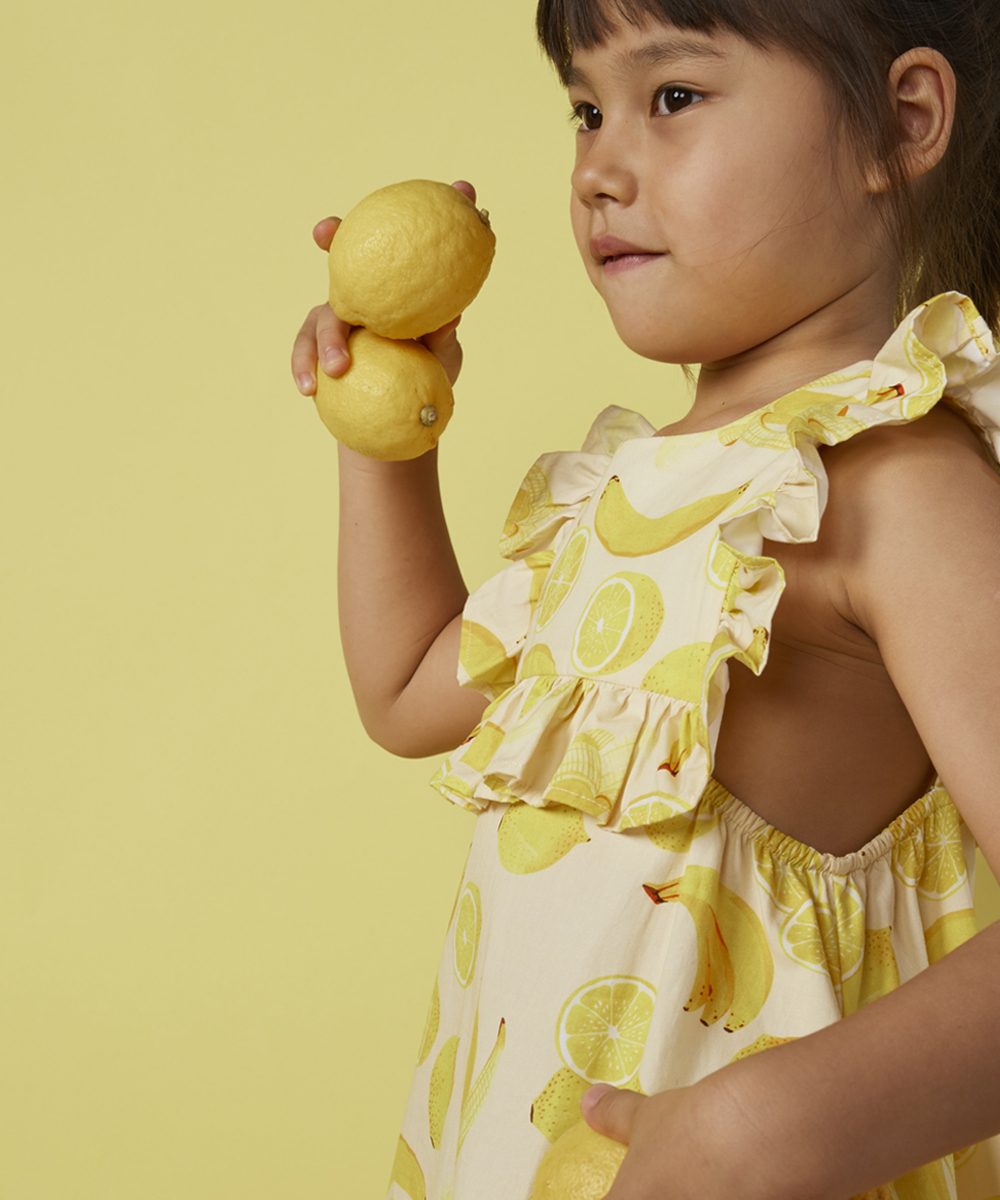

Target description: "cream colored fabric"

left=388, top=294, right=1000, bottom=1200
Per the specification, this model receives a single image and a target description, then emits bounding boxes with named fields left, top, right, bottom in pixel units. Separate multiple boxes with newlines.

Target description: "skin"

left=291, top=18, right=1000, bottom=1198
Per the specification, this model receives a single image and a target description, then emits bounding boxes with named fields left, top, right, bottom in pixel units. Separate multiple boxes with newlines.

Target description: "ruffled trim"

left=435, top=294, right=1000, bottom=829
left=431, top=674, right=714, bottom=829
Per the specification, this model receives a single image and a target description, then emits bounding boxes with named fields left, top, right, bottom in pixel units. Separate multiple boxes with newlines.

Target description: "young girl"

left=292, top=0, right=1000, bottom=1195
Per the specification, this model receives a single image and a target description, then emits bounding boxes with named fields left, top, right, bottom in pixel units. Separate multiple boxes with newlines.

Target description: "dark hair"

left=536, top=0, right=1000, bottom=333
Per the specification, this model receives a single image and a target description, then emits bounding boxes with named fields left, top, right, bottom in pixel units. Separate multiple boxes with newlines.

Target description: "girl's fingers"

left=421, top=315, right=463, bottom=387
left=312, top=215, right=341, bottom=251
left=315, top=303, right=353, bottom=378
left=451, top=180, right=476, bottom=204
left=291, top=303, right=352, bottom=395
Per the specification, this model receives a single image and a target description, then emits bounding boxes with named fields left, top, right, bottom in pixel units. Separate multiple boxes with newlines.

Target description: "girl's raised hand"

left=291, top=181, right=476, bottom=398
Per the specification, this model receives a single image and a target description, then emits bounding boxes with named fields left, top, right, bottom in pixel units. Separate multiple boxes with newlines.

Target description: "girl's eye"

left=571, top=102, right=602, bottom=131
left=654, top=86, right=704, bottom=115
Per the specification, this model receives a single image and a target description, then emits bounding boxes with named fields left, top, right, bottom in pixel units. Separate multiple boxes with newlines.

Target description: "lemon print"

left=537, top=528, right=590, bottom=630
left=526, top=550, right=557, bottom=616
left=556, top=976, right=656, bottom=1085
left=841, top=927, right=900, bottom=1016
left=892, top=799, right=968, bottom=900
left=924, top=908, right=977, bottom=965
left=460, top=622, right=518, bottom=697
left=501, top=463, right=560, bottom=558
left=416, top=977, right=440, bottom=1067
left=571, top=572, right=664, bottom=675
left=892, top=1156, right=957, bottom=1200
left=779, top=882, right=865, bottom=993
left=531, top=1066, right=593, bottom=1144
left=753, top=840, right=813, bottom=915
left=529, top=1120, right=627, bottom=1200
left=314, top=327, right=453, bottom=460
left=594, top=474, right=749, bottom=557
left=428, top=1035, right=459, bottom=1149
left=641, top=641, right=713, bottom=703
left=388, top=1135, right=426, bottom=1200
left=328, top=179, right=495, bottom=340
left=642, top=797, right=720, bottom=852
left=453, top=882, right=482, bottom=989
left=497, top=803, right=590, bottom=874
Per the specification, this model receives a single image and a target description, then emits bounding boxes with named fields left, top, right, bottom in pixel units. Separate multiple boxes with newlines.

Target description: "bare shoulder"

left=820, top=402, right=999, bottom=545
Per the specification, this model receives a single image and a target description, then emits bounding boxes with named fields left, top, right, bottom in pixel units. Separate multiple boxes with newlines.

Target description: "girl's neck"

left=657, top=278, right=899, bottom=436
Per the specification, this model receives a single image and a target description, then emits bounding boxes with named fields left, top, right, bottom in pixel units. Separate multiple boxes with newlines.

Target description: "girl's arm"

left=586, top=410, right=1000, bottom=1199
left=291, top=205, right=488, bottom=758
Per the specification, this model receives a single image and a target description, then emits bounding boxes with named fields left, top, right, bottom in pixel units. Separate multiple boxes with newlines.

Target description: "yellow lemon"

left=779, top=882, right=866, bottom=992
left=571, top=573, right=664, bottom=675
left=428, top=1035, right=459, bottom=1149
left=328, top=179, right=496, bottom=339
left=892, top=797, right=968, bottom=900
left=529, top=1120, right=627, bottom=1200
left=313, top=327, right=453, bottom=461
left=497, top=802, right=590, bottom=874
left=453, top=882, right=482, bottom=989
left=556, top=976, right=656, bottom=1086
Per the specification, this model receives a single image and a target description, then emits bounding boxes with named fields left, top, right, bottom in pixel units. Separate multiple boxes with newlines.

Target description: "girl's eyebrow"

left=566, top=36, right=728, bottom=89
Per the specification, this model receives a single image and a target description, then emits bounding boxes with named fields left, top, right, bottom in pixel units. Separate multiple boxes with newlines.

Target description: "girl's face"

left=568, top=19, right=891, bottom=367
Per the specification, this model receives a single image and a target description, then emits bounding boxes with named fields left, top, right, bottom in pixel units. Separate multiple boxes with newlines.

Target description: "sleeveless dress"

left=386, top=292, right=1000, bottom=1200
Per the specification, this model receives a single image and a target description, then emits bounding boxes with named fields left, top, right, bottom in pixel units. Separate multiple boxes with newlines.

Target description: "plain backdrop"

left=3, top=0, right=998, bottom=1196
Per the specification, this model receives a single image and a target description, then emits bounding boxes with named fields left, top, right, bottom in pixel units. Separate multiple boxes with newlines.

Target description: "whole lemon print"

left=329, top=179, right=496, bottom=339
left=529, top=1120, right=627, bottom=1200
left=313, top=327, right=453, bottom=460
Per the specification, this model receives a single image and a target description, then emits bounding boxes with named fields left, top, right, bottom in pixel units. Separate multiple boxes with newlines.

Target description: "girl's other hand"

left=291, top=180, right=476, bottom=396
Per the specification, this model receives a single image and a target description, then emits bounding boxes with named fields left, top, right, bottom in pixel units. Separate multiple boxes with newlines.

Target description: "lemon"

left=453, top=882, right=482, bottom=989
left=416, top=977, right=440, bottom=1067
left=529, top=1120, right=627, bottom=1200
left=556, top=976, right=656, bottom=1086
left=313, top=326, right=453, bottom=461
left=537, top=528, right=590, bottom=630
left=329, top=179, right=496, bottom=339
left=571, top=573, right=664, bottom=675
left=779, top=883, right=865, bottom=992
left=428, top=1035, right=459, bottom=1149
left=892, top=799, right=968, bottom=900
left=497, top=802, right=590, bottom=874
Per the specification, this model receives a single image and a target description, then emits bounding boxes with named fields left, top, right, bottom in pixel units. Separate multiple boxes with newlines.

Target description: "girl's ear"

left=866, top=47, right=957, bottom=194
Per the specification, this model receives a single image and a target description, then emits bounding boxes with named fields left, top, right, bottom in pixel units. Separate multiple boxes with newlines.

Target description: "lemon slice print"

left=892, top=799, right=968, bottom=900
left=453, top=882, right=482, bottom=989
left=536, top=528, right=589, bottom=631
left=752, top=838, right=813, bottom=914
left=556, top=976, right=656, bottom=1085
left=779, top=882, right=865, bottom=992
left=571, top=573, right=663, bottom=676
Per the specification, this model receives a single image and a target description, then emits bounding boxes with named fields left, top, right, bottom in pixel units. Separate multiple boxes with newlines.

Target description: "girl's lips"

left=602, top=252, right=662, bottom=275
left=589, top=235, right=664, bottom=273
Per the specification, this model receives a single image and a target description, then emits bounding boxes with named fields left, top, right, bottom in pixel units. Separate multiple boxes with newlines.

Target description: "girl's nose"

left=571, top=129, right=638, bottom=209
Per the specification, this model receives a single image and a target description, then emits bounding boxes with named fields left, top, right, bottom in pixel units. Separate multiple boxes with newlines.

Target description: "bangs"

left=536, top=0, right=859, bottom=85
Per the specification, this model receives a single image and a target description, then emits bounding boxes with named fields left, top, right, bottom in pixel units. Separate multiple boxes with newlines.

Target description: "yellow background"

left=2, top=1, right=997, bottom=1196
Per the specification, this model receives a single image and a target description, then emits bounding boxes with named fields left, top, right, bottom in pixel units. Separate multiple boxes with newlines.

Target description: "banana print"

left=388, top=1136, right=426, bottom=1200
left=458, top=1016, right=506, bottom=1153
left=644, top=865, right=773, bottom=1031
left=594, top=474, right=749, bottom=557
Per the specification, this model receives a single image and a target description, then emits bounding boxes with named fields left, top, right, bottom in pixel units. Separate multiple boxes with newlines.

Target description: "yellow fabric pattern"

left=387, top=295, right=1000, bottom=1200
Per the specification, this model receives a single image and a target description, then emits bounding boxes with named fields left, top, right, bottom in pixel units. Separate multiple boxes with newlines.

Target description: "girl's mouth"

left=590, top=235, right=664, bottom=273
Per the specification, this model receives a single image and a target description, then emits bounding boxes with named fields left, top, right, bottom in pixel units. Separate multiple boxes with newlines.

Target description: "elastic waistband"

left=702, top=776, right=954, bottom=876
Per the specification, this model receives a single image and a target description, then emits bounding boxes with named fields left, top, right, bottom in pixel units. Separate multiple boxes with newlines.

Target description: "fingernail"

left=581, top=1084, right=615, bottom=1113
left=322, top=350, right=347, bottom=371
left=298, top=372, right=315, bottom=393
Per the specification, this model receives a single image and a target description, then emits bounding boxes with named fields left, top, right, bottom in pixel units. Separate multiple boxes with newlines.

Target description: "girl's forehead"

left=565, top=20, right=754, bottom=84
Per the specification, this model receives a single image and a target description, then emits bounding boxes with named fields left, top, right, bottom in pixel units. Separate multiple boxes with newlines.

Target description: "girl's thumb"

left=580, top=1084, right=641, bottom=1144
